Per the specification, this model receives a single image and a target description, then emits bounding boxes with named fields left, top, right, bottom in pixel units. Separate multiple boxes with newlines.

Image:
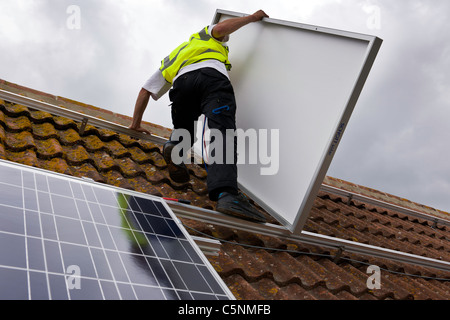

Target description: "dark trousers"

left=168, top=67, right=238, bottom=201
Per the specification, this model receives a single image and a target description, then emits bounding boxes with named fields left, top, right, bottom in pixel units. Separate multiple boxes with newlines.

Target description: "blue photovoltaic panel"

left=0, top=160, right=233, bottom=300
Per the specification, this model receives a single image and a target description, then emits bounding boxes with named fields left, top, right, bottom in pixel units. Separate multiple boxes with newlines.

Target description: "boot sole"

left=216, top=206, right=267, bottom=223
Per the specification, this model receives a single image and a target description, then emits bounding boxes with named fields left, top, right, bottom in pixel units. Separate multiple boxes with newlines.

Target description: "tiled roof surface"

left=0, top=83, right=449, bottom=300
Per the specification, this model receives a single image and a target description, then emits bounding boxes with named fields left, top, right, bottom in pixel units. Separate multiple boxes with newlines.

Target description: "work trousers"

left=168, top=67, right=238, bottom=201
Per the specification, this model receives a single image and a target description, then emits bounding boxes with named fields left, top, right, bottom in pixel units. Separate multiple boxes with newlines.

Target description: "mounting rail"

left=320, top=184, right=450, bottom=229
left=0, top=89, right=168, bottom=145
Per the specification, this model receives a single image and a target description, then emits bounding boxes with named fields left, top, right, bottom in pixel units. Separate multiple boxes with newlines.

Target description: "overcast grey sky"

left=1, top=0, right=450, bottom=213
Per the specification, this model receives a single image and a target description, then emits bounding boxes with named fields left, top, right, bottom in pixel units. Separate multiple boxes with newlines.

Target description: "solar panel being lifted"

left=0, top=159, right=233, bottom=300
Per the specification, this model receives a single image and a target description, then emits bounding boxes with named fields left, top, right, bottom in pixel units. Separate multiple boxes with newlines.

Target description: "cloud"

left=327, top=0, right=450, bottom=211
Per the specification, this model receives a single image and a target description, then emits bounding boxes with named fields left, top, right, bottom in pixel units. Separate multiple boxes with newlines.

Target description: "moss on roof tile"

left=62, top=145, right=91, bottom=165
left=52, top=116, right=77, bottom=129
left=2, top=102, right=29, bottom=116
left=90, top=151, right=119, bottom=172
left=0, top=142, right=6, bottom=159
left=32, top=122, right=58, bottom=139
left=128, top=146, right=151, bottom=164
left=6, top=149, right=38, bottom=167
left=82, top=134, right=106, bottom=152
left=38, top=158, right=72, bottom=175
left=5, top=131, right=36, bottom=151
left=58, top=128, right=81, bottom=145
left=104, top=140, right=130, bottom=158
left=0, top=125, right=5, bottom=144
left=5, top=115, right=32, bottom=132
left=71, top=163, right=105, bottom=183
left=28, top=110, right=54, bottom=123
left=35, top=138, right=64, bottom=159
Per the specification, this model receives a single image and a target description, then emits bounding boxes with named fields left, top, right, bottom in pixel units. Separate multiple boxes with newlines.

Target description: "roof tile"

left=221, top=244, right=269, bottom=280
left=52, top=116, right=77, bottom=130
left=62, top=145, right=91, bottom=165
left=97, top=128, right=118, bottom=141
left=58, top=128, right=82, bottom=145
left=5, top=131, right=36, bottom=151
left=0, top=110, right=5, bottom=127
left=276, top=282, right=317, bottom=300
left=128, top=146, right=151, bottom=164
left=250, top=278, right=291, bottom=300
left=139, top=163, right=166, bottom=184
left=317, top=259, right=365, bottom=295
left=77, top=123, right=99, bottom=137
left=102, top=170, right=133, bottom=190
left=32, top=122, right=58, bottom=139
left=90, top=151, right=120, bottom=172
left=126, top=176, right=164, bottom=196
left=35, top=138, right=64, bottom=159
left=0, top=142, right=6, bottom=159
left=71, top=163, right=106, bottom=183
left=0, top=125, right=5, bottom=144
left=82, top=135, right=106, bottom=152
left=38, top=157, right=72, bottom=175
left=147, top=151, right=167, bottom=168
left=2, top=102, right=29, bottom=116
left=28, top=109, right=54, bottom=123
left=6, top=149, right=39, bottom=167
left=115, top=157, right=145, bottom=177
left=5, top=115, right=32, bottom=132
left=307, top=286, right=339, bottom=300
left=118, top=134, right=140, bottom=147
left=136, top=140, right=161, bottom=153
left=333, top=290, right=360, bottom=300
left=223, top=274, right=265, bottom=300
left=104, top=140, right=130, bottom=158
left=187, top=163, right=208, bottom=179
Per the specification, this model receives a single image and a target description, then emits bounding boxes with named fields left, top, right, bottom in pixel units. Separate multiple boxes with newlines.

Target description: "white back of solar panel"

left=213, top=10, right=382, bottom=233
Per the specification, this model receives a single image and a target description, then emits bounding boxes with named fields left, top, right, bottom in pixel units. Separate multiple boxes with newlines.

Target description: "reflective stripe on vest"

left=160, top=26, right=232, bottom=84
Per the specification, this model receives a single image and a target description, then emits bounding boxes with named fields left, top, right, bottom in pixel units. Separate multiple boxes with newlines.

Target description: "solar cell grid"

left=0, top=160, right=233, bottom=300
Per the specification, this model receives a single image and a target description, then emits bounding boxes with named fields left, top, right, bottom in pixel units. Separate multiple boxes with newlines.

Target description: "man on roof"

left=129, top=10, right=269, bottom=223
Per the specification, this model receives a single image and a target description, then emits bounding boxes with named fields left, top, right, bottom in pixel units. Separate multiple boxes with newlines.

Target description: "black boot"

left=216, top=192, right=267, bottom=223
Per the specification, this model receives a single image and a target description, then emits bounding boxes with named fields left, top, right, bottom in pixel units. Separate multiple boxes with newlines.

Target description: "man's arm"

left=129, top=88, right=152, bottom=135
left=212, top=10, right=269, bottom=40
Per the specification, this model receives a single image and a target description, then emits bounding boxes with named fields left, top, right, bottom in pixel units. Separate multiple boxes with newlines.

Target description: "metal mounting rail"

left=0, top=89, right=168, bottom=145
left=320, top=184, right=450, bottom=228
left=191, top=236, right=222, bottom=257
left=167, top=201, right=450, bottom=273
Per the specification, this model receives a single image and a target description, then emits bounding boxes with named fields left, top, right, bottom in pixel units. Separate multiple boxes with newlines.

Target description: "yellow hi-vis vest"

left=160, top=26, right=232, bottom=84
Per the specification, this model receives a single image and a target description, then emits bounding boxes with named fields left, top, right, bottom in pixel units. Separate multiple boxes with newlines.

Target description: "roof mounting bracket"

left=347, top=194, right=354, bottom=205
left=432, top=219, right=439, bottom=230
left=79, top=117, right=89, bottom=136
left=333, top=246, right=345, bottom=263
